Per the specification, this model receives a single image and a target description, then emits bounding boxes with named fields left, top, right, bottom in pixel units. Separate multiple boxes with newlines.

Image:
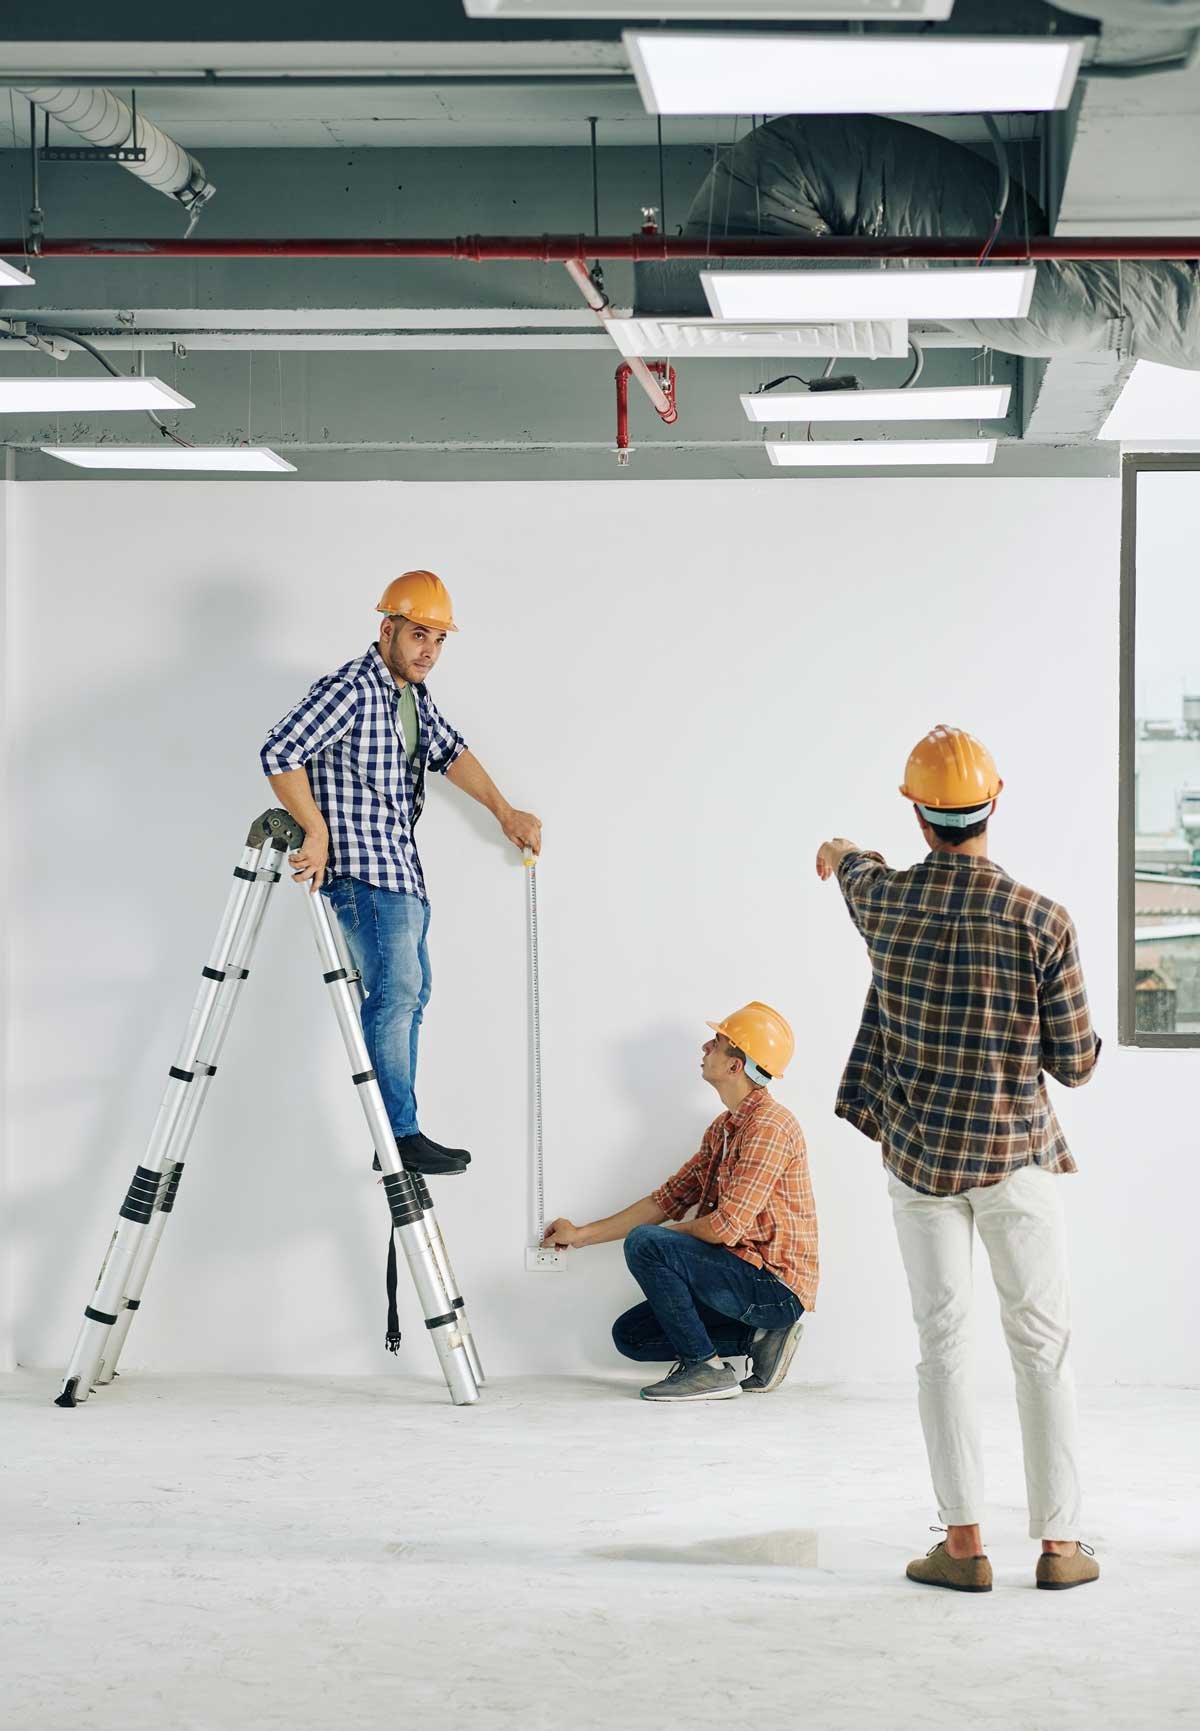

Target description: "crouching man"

left=543, top=1003, right=819, bottom=1402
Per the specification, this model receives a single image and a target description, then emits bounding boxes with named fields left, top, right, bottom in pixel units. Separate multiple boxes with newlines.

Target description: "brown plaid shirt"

left=834, top=850, right=1100, bottom=1196
left=651, top=1088, right=819, bottom=1310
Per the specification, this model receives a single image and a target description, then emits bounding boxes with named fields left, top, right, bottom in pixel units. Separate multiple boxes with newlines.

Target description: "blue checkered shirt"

left=260, top=643, right=468, bottom=900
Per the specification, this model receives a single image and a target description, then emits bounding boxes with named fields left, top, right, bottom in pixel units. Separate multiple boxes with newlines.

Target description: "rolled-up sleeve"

left=651, top=1149, right=707, bottom=1221
left=424, top=695, right=468, bottom=775
left=261, top=677, right=358, bottom=774
left=707, top=1120, right=796, bottom=1244
left=1039, top=918, right=1101, bottom=1088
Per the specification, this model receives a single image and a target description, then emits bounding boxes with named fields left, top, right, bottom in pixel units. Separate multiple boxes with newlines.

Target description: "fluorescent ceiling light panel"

left=0, top=377, right=194, bottom=413
left=767, top=439, right=996, bottom=466
left=625, top=32, right=1082, bottom=115
left=743, top=384, right=1011, bottom=422
left=467, top=2, right=952, bottom=16
left=606, top=316, right=908, bottom=360
left=1099, top=360, right=1200, bottom=443
left=704, top=268, right=1035, bottom=323
left=0, top=258, right=36, bottom=286
left=42, top=446, right=296, bottom=472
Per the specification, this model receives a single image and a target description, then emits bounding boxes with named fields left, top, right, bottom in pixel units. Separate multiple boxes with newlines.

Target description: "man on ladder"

left=54, top=569, right=534, bottom=1409
left=817, top=725, right=1101, bottom=1593
left=261, top=569, right=542, bottom=1178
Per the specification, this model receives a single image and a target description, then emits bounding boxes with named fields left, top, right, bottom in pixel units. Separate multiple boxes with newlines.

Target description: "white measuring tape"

left=523, top=851, right=545, bottom=1247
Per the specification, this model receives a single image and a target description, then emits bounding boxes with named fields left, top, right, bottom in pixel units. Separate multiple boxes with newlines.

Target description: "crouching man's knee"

left=623, top=1222, right=669, bottom=1268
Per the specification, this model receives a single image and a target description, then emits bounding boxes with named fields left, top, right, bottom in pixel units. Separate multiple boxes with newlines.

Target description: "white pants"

left=889, top=1164, right=1082, bottom=1541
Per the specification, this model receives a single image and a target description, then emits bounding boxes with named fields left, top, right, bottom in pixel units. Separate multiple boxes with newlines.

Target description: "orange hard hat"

left=900, top=725, right=1003, bottom=811
left=376, top=569, right=458, bottom=633
left=706, top=1002, right=794, bottom=1080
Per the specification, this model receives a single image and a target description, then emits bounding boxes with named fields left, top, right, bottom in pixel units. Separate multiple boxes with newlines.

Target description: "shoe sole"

left=742, top=1321, right=805, bottom=1394
left=906, top=1574, right=993, bottom=1593
left=1036, top=1578, right=1098, bottom=1590
left=640, top=1386, right=742, bottom=1402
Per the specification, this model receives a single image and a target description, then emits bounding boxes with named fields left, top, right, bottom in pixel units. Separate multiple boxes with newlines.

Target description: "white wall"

left=8, top=477, right=1197, bottom=1389
left=0, top=477, right=12, bottom=1372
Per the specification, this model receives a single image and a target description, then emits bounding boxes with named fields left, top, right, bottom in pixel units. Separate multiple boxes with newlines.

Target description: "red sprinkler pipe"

left=615, top=360, right=676, bottom=466
left=5, top=234, right=1200, bottom=260
left=615, top=362, right=631, bottom=461
left=564, top=258, right=679, bottom=430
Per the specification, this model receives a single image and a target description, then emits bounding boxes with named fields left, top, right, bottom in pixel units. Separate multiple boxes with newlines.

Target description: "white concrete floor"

left=3, top=1372, right=1197, bottom=1731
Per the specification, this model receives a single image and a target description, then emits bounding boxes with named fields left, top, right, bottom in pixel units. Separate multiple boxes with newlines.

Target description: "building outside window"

left=1121, top=456, right=1200, bottom=1044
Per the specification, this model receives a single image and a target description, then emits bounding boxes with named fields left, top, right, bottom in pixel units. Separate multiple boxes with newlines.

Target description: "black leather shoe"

left=394, top=1133, right=468, bottom=1176
left=414, top=1131, right=472, bottom=1164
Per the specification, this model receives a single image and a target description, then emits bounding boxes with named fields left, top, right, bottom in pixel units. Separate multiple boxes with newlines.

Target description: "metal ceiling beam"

left=5, top=233, right=1199, bottom=259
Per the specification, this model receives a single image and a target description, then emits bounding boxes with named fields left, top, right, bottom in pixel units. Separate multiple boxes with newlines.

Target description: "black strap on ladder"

left=385, top=1231, right=401, bottom=1353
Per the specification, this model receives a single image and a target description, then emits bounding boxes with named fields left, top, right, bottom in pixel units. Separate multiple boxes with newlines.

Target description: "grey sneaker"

left=740, top=1317, right=805, bottom=1392
left=640, top=1360, right=742, bottom=1402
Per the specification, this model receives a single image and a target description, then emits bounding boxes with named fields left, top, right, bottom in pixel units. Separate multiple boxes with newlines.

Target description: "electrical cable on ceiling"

left=19, top=322, right=193, bottom=447
left=656, top=115, right=666, bottom=237
left=7, top=92, right=29, bottom=257
left=901, top=339, right=925, bottom=389
left=978, top=116, right=1011, bottom=267
left=756, top=355, right=839, bottom=395
left=722, top=115, right=739, bottom=238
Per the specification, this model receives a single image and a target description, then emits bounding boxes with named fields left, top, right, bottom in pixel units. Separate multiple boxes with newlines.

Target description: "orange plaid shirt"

left=651, top=1088, right=819, bottom=1311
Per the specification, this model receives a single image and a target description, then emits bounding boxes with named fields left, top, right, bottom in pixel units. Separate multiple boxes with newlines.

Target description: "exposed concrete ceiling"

left=0, top=1, right=1197, bottom=481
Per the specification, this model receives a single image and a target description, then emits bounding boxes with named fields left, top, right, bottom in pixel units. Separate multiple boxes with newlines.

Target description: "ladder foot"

left=54, top=1378, right=81, bottom=1408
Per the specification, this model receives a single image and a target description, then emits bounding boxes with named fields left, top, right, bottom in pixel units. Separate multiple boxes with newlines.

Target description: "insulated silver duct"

left=1052, top=1, right=1200, bottom=23
left=18, top=86, right=215, bottom=222
left=635, top=116, right=1200, bottom=371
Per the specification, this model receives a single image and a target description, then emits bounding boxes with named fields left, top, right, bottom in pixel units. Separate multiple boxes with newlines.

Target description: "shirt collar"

left=924, top=850, right=999, bottom=872
left=368, top=641, right=422, bottom=702
left=727, top=1086, right=770, bottom=1132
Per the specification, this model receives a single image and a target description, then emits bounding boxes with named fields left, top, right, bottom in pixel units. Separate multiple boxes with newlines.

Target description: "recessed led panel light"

left=1099, top=361, right=1200, bottom=442
left=743, top=384, right=1011, bottom=422
left=625, top=32, right=1083, bottom=115
left=0, top=377, right=194, bottom=413
left=606, top=316, right=909, bottom=359
left=42, top=445, right=296, bottom=472
left=0, top=258, right=36, bottom=286
left=705, top=268, right=1036, bottom=323
left=767, top=439, right=996, bottom=466
left=467, top=2, right=952, bottom=15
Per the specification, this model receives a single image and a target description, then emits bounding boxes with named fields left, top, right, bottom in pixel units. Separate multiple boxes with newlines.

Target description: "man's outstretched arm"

left=543, top=1197, right=667, bottom=1250
left=445, top=749, right=542, bottom=856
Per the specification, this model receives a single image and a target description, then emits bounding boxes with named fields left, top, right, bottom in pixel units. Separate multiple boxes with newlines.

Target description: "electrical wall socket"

left=525, top=1245, right=568, bottom=1272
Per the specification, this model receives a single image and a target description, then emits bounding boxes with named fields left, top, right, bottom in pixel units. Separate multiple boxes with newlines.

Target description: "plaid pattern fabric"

left=651, top=1088, right=819, bottom=1309
left=835, top=849, right=1100, bottom=1196
left=260, top=643, right=467, bottom=898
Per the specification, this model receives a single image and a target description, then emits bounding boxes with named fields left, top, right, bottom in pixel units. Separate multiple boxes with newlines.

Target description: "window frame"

left=1119, top=452, right=1200, bottom=1048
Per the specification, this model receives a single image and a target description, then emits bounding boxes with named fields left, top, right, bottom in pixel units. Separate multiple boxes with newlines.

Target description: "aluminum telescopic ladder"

left=55, top=808, right=483, bottom=1410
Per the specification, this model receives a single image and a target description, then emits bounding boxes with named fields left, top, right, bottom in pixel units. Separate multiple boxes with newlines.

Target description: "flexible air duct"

left=635, top=116, right=1200, bottom=370
left=1052, top=1, right=1200, bottom=23
left=18, top=86, right=215, bottom=218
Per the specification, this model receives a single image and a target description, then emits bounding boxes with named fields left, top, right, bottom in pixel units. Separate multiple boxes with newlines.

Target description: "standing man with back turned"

left=260, top=570, right=542, bottom=1177
left=817, top=725, right=1100, bottom=1594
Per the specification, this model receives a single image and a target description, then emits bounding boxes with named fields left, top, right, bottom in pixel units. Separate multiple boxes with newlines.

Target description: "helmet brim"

left=377, top=607, right=458, bottom=632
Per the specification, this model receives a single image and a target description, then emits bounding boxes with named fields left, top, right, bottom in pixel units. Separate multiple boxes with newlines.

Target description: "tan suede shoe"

left=1037, top=1544, right=1100, bottom=1590
left=906, top=1540, right=993, bottom=1593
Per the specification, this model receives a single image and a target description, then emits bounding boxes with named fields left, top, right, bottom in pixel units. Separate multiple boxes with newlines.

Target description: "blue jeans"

left=323, top=877, right=432, bottom=1140
left=615, top=1225, right=804, bottom=1366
